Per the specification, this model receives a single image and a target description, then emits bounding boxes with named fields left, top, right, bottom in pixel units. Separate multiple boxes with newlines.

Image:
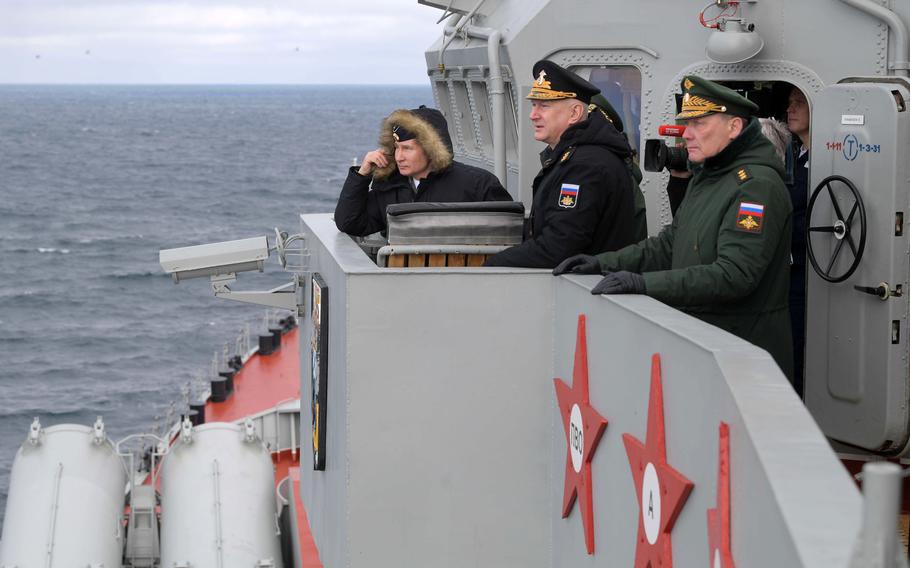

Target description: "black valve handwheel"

left=806, top=175, right=867, bottom=283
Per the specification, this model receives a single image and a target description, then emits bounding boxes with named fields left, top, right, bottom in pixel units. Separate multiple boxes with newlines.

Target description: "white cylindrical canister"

left=159, top=422, right=283, bottom=568
left=0, top=423, right=127, bottom=568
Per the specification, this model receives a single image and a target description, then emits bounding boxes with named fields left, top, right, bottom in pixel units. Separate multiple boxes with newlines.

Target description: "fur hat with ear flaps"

left=373, top=106, right=454, bottom=179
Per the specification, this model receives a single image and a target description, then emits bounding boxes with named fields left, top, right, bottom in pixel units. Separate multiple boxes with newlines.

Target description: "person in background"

left=555, top=76, right=794, bottom=380
left=786, top=86, right=811, bottom=397
left=758, top=117, right=791, bottom=164
left=334, top=106, right=510, bottom=236
left=484, top=60, right=642, bottom=268
left=589, top=93, right=649, bottom=243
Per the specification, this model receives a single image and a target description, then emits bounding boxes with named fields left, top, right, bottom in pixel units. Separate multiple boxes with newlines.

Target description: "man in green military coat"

left=554, top=75, right=794, bottom=379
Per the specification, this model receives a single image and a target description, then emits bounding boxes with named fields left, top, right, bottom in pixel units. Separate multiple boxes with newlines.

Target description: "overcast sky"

left=0, top=1, right=445, bottom=84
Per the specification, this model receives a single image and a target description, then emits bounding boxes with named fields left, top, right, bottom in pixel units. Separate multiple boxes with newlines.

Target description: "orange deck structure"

left=203, top=325, right=323, bottom=568
left=206, top=327, right=301, bottom=424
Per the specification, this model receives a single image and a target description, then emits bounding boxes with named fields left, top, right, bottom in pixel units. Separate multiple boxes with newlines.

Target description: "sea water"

left=0, top=84, right=431, bottom=529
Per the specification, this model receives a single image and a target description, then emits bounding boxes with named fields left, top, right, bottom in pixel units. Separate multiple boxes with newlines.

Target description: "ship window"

left=586, top=67, right=642, bottom=154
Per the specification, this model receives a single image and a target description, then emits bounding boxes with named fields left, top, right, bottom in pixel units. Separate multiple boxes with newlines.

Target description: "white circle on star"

left=642, top=462, right=662, bottom=545
left=714, top=549, right=722, bottom=568
left=569, top=404, right=584, bottom=473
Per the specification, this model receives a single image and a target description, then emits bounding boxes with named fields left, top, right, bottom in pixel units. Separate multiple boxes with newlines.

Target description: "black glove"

left=553, top=254, right=602, bottom=275
left=591, top=271, right=646, bottom=295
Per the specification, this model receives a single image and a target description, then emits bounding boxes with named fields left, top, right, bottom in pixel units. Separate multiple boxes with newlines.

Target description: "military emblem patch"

left=558, top=183, right=580, bottom=208
left=736, top=202, right=764, bottom=233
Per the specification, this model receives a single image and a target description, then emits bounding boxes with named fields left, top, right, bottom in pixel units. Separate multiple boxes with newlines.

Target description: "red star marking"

left=554, top=314, right=608, bottom=555
left=622, top=353, right=694, bottom=568
left=707, top=422, right=735, bottom=568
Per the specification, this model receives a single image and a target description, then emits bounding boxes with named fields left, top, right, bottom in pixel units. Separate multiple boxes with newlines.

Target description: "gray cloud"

left=0, top=1, right=444, bottom=83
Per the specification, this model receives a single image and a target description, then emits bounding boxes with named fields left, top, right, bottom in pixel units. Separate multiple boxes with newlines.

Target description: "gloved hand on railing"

left=590, top=271, right=646, bottom=295
left=552, top=254, right=602, bottom=275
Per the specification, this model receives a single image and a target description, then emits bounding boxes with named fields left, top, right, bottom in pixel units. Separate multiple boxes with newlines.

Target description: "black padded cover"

left=386, top=201, right=525, bottom=217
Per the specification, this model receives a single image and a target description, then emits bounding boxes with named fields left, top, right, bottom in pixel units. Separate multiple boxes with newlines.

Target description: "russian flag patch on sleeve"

left=736, top=201, right=764, bottom=233
left=558, top=183, right=580, bottom=208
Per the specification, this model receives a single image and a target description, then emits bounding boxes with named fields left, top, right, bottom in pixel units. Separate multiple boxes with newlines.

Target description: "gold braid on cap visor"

left=527, top=86, right=578, bottom=100
left=677, top=94, right=727, bottom=118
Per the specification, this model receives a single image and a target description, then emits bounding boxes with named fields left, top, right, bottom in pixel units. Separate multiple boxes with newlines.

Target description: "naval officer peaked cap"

left=676, top=75, right=759, bottom=119
left=527, top=60, right=600, bottom=105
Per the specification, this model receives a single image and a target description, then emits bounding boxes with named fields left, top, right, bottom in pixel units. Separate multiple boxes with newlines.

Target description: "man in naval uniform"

left=484, top=61, right=643, bottom=268
left=555, top=76, right=794, bottom=379
left=334, top=106, right=510, bottom=236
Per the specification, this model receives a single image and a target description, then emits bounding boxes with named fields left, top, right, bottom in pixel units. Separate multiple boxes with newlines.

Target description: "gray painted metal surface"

left=805, top=78, right=910, bottom=455
left=850, top=462, right=910, bottom=567
left=298, top=213, right=862, bottom=567
left=552, top=277, right=860, bottom=567
left=298, top=213, right=554, bottom=568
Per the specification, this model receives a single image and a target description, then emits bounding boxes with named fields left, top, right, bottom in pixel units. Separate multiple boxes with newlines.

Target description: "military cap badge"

left=676, top=75, right=759, bottom=119
left=527, top=60, right=600, bottom=104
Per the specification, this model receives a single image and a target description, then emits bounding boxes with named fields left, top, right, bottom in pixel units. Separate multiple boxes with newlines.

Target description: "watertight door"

left=804, top=78, right=910, bottom=454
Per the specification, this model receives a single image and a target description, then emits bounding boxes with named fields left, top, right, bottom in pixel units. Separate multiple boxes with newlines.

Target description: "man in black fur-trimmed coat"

left=334, top=106, right=511, bottom=236
left=485, top=61, right=642, bottom=268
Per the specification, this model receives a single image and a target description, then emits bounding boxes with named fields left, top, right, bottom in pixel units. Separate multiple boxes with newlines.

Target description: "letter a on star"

left=622, top=354, right=694, bottom=567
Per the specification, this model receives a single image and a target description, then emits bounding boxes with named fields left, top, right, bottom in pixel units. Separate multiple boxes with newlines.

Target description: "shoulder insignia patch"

left=735, top=167, right=751, bottom=184
left=736, top=201, right=764, bottom=233
left=558, top=183, right=580, bottom=208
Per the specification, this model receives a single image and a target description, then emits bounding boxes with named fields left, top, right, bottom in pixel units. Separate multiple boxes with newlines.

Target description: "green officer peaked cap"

left=676, top=75, right=759, bottom=119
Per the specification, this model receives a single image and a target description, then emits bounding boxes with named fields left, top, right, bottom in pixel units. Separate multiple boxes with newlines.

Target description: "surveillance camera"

left=159, top=236, right=270, bottom=282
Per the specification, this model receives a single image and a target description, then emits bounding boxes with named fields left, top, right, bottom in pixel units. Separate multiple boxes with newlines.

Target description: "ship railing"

left=230, top=398, right=301, bottom=457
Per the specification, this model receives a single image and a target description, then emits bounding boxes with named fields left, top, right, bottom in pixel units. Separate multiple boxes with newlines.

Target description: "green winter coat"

left=596, top=118, right=794, bottom=379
